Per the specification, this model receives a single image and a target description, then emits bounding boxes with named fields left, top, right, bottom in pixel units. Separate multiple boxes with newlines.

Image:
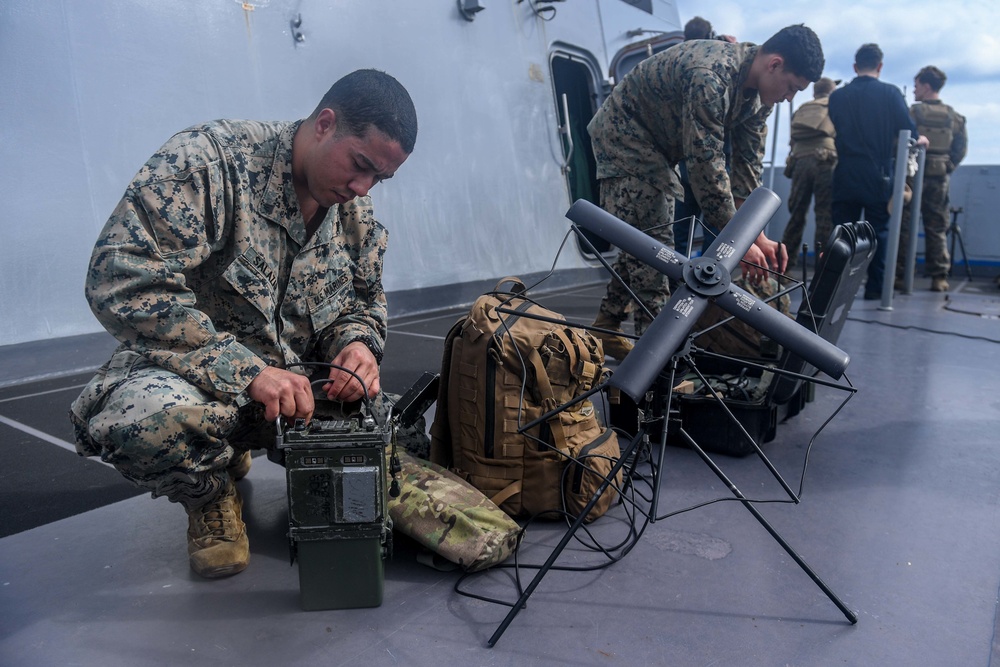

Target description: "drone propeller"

left=566, top=188, right=850, bottom=402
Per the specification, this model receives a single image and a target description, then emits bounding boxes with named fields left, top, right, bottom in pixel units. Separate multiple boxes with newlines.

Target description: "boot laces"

left=192, top=492, right=238, bottom=541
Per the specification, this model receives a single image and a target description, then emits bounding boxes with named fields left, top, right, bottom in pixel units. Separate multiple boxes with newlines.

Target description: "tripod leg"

left=487, top=428, right=646, bottom=647
left=682, top=428, right=858, bottom=624
left=650, top=361, right=680, bottom=521
left=949, top=227, right=955, bottom=278
left=954, top=225, right=973, bottom=281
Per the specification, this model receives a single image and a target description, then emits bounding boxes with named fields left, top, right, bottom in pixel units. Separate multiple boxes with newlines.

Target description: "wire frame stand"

left=486, top=341, right=858, bottom=646
left=948, top=206, right=973, bottom=282
left=487, top=189, right=860, bottom=646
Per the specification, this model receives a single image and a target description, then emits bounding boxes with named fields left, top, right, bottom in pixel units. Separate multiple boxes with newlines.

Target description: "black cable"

left=285, top=360, right=377, bottom=425
left=846, top=316, right=1000, bottom=344
left=517, top=0, right=562, bottom=21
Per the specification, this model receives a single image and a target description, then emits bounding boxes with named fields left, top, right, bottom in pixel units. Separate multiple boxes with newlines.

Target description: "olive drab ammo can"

left=276, top=410, right=391, bottom=611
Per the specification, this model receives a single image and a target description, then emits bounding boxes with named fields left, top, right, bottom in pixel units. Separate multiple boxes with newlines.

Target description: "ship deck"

left=2, top=276, right=999, bottom=666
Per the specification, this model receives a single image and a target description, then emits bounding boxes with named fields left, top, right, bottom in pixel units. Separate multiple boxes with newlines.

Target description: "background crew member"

left=782, top=76, right=838, bottom=270
left=897, top=65, right=967, bottom=292
left=828, top=43, right=927, bottom=300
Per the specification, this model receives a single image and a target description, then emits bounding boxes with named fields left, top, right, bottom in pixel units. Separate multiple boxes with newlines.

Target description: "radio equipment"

left=275, top=408, right=391, bottom=611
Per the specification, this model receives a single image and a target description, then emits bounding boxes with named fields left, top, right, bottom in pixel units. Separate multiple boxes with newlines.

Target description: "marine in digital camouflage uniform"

left=69, top=69, right=417, bottom=578
left=782, top=77, right=837, bottom=269
left=587, top=25, right=823, bottom=357
left=897, top=65, right=967, bottom=292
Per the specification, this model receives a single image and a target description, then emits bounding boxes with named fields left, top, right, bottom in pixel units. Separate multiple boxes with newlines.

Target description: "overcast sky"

left=676, top=0, right=1000, bottom=166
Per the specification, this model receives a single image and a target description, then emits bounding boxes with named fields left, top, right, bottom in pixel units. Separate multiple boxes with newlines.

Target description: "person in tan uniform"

left=898, top=65, right=968, bottom=292
left=782, top=76, right=838, bottom=270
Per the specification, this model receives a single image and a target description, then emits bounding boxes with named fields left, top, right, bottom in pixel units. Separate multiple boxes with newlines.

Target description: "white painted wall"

left=7, top=1, right=999, bottom=349
left=0, top=0, right=682, bottom=346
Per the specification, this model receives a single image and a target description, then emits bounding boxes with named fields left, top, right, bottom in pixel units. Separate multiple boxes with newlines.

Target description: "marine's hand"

left=248, top=366, right=315, bottom=423
left=323, top=341, right=380, bottom=403
left=740, top=233, right=786, bottom=283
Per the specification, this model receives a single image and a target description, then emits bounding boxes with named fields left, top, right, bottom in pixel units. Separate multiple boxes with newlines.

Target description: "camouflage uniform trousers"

left=782, top=154, right=835, bottom=269
left=898, top=174, right=952, bottom=279
left=70, top=350, right=273, bottom=511
left=596, top=174, right=675, bottom=336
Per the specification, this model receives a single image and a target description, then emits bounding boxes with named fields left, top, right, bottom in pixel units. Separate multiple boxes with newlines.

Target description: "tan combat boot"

left=187, top=482, right=249, bottom=578
left=930, top=277, right=949, bottom=292
left=227, top=450, right=252, bottom=481
left=592, top=313, right=634, bottom=362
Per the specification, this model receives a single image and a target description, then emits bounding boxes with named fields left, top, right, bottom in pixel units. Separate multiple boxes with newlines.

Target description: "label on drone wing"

left=673, top=295, right=695, bottom=317
left=732, top=291, right=755, bottom=312
left=714, top=242, right=736, bottom=260
left=655, top=247, right=675, bottom=264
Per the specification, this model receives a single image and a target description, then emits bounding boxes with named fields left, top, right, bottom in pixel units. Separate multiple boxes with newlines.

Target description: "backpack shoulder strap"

left=429, top=316, right=467, bottom=467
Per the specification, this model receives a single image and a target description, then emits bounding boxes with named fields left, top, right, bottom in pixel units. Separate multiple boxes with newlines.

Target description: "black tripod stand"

left=486, top=189, right=858, bottom=646
left=948, top=206, right=973, bottom=281
left=487, top=350, right=858, bottom=647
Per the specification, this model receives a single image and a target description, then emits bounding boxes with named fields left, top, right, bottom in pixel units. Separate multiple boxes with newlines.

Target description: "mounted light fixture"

left=458, top=0, right=485, bottom=21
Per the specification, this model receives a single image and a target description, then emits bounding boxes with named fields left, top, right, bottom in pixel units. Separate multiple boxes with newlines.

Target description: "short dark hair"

left=311, top=69, right=418, bottom=154
left=813, top=77, right=836, bottom=97
left=761, top=24, right=824, bottom=82
left=684, top=16, right=713, bottom=41
left=916, top=65, right=947, bottom=92
left=854, top=43, right=883, bottom=71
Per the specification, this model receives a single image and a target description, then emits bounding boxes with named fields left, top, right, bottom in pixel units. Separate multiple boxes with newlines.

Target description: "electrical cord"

left=285, top=360, right=377, bottom=425
left=283, top=361, right=402, bottom=496
left=517, top=0, right=563, bottom=21
left=845, top=315, right=1000, bottom=344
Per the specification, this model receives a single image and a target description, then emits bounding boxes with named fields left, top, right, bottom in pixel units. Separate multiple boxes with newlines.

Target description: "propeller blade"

left=608, top=285, right=710, bottom=402
left=566, top=199, right=686, bottom=282
left=702, top=187, right=782, bottom=275
left=714, top=286, right=850, bottom=379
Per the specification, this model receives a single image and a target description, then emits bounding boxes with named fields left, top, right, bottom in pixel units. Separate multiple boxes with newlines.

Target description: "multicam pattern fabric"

left=897, top=100, right=967, bottom=279
left=388, top=452, right=522, bottom=572
left=70, top=119, right=388, bottom=506
left=588, top=40, right=770, bottom=234
left=899, top=174, right=953, bottom=279
left=911, top=100, right=967, bottom=175
left=783, top=154, right=835, bottom=268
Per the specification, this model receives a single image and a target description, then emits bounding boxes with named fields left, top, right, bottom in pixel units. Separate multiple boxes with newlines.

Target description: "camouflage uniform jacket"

left=587, top=40, right=770, bottom=232
left=85, top=119, right=388, bottom=406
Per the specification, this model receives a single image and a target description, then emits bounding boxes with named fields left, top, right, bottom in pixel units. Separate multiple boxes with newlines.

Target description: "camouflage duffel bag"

left=388, top=452, right=522, bottom=572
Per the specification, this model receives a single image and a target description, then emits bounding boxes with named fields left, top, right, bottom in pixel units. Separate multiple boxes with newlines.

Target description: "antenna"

left=566, top=188, right=850, bottom=402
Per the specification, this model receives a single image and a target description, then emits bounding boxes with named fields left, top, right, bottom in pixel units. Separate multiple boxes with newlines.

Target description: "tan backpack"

left=429, top=278, right=622, bottom=523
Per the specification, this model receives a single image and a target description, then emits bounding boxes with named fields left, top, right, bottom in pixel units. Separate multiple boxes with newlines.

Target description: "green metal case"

left=279, top=414, right=390, bottom=610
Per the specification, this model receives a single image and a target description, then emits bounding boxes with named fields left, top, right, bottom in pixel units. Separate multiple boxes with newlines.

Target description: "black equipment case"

left=669, top=220, right=876, bottom=456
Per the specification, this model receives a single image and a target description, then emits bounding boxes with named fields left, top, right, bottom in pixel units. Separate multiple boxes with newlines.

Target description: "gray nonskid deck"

left=2, top=281, right=1000, bottom=666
